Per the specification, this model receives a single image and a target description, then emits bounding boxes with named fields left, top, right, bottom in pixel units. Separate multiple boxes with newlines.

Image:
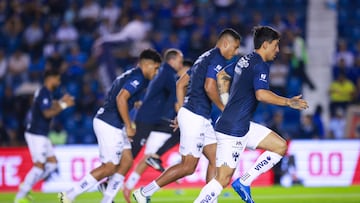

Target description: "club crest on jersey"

left=232, top=151, right=240, bottom=162
left=260, top=74, right=267, bottom=82
left=130, top=80, right=140, bottom=88
left=197, top=143, right=204, bottom=151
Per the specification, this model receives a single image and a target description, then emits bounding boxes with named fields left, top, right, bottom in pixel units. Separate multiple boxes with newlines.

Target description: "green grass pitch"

left=3, top=185, right=360, bottom=203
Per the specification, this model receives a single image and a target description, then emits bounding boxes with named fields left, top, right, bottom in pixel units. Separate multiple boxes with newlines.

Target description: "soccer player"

left=133, top=28, right=241, bottom=203
left=119, top=48, right=184, bottom=203
left=14, top=69, right=75, bottom=203
left=145, top=59, right=193, bottom=172
left=58, top=49, right=162, bottom=203
left=193, top=26, right=309, bottom=203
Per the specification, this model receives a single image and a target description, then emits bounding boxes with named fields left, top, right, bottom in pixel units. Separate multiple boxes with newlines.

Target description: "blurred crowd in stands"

left=0, top=0, right=358, bottom=147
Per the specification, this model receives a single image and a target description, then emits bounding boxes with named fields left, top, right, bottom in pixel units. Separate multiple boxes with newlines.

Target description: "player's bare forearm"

left=116, top=90, right=133, bottom=133
left=42, top=102, right=65, bottom=118
left=176, top=73, right=189, bottom=111
left=43, top=95, right=75, bottom=118
left=205, top=78, right=224, bottom=111
left=255, top=89, right=308, bottom=110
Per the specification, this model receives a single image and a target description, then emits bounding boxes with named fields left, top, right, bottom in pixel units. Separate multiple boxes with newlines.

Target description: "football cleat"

left=98, top=181, right=115, bottom=203
left=132, top=188, right=150, bottom=203
left=145, top=157, right=165, bottom=172
left=98, top=181, right=108, bottom=193
left=58, top=192, right=72, bottom=203
left=14, top=185, right=33, bottom=203
left=14, top=197, right=32, bottom=203
left=231, top=178, right=255, bottom=203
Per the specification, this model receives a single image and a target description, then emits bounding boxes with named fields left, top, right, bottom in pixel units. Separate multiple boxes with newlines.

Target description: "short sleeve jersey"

left=215, top=52, right=270, bottom=137
left=26, top=87, right=53, bottom=135
left=135, top=63, right=178, bottom=123
left=183, top=48, right=227, bottom=119
left=96, top=68, right=149, bottom=129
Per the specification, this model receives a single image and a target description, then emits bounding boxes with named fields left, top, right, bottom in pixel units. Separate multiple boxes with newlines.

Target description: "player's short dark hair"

left=139, top=48, right=162, bottom=64
left=253, top=26, right=281, bottom=49
left=218, top=28, right=242, bottom=41
left=164, top=48, right=181, bottom=62
left=44, top=68, right=60, bottom=79
left=183, top=59, right=193, bottom=68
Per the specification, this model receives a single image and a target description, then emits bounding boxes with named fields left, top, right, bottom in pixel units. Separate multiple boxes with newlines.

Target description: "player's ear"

left=223, top=38, right=229, bottom=49
left=263, top=41, right=269, bottom=50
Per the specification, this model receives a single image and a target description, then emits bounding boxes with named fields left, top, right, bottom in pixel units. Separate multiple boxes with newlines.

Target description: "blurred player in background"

left=119, top=49, right=184, bottom=203
left=58, top=49, right=161, bottom=203
left=145, top=59, right=193, bottom=172
left=133, top=28, right=241, bottom=203
left=194, top=26, right=308, bottom=203
left=14, top=69, right=75, bottom=203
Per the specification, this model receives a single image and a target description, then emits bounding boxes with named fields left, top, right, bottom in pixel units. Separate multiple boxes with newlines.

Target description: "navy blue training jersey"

left=183, top=48, right=227, bottom=119
left=135, top=63, right=177, bottom=123
left=215, top=52, right=270, bottom=137
left=96, top=68, right=149, bottom=129
left=26, top=87, right=53, bottom=135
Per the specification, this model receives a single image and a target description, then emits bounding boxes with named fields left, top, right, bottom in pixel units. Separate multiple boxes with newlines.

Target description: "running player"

left=193, top=26, right=308, bottom=203
left=133, top=28, right=241, bottom=203
left=14, top=69, right=75, bottom=203
left=118, top=48, right=184, bottom=203
left=145, top=59, right=193, bottom=172
left=58, top=49, right=162, bottom=203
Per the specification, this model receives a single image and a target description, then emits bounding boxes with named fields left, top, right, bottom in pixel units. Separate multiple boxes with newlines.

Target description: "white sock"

left=125, top=172, right=140, bottom=190
left=141, top=180, right=160, bottom=196
left=66, top=173, right=98, bottom=200
left=41, top=162, right=57, bottom=179
left=240, top=151, right=282, bottom=186
left=194, top=179, right=222, bottom=203
left=16, top=167, right=44, bottom=199
left=101, top=173, right=124, bottom=203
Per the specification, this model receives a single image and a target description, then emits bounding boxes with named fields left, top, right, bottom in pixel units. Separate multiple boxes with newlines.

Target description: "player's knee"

left=102, top=162, right=118, bottom=175
left=181, top=163, right=197, bottom=175
left=277, top=140, right=288, bottom=156
left=34, top=162, right=46, bottom=170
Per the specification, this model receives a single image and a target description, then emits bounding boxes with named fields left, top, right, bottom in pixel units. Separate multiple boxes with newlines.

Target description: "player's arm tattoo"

left=217, top=70, right=231, bottom=94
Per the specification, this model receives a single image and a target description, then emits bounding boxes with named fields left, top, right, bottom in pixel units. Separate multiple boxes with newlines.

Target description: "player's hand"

left=126, top=126, right=136, bottom=141
left=134, top=101, right=142, bottom=109
left=170, top=117, right=178, bottom=132
left=61, top=94, right=75, bottom=107
left=287, top=95, right=309, bottom=110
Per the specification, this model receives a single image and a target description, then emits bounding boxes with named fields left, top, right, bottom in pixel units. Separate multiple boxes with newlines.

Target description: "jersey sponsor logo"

left=214, top=65, right=222, bottom=72
left=254, top=156, right=271, bottom=170
left=259, top=74, right=267, bottom=82
left=199, top=192, right=216, bottom=203
left=80, top=180, right=88, bottom=189
left=237, top=57, right=249, bottom=68
left=130, top=80, right=140, bottom=88
left=112, top=181, right=121, bottom=190
left=235, top=57, right=249, bottom=76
